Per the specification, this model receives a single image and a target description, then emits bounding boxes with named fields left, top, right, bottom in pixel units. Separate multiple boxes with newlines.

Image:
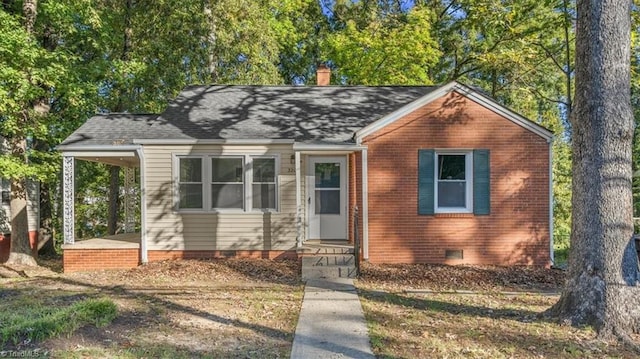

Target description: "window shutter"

left=418, top=149, right=435, bottom=215
left=473, top=149, right=490, bottom=215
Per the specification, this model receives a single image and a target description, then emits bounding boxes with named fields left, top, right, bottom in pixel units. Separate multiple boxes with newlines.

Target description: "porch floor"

left=63, top=232, right=140, bottom=249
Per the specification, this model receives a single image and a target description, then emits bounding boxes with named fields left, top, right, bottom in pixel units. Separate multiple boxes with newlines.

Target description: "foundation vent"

left=445, top=249, right=463, bottom=260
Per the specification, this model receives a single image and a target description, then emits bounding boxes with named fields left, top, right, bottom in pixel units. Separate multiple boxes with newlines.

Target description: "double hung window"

left=176, top=155, right=278, bottom=212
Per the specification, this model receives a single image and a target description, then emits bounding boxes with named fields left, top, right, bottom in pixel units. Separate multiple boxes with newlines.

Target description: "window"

left=178, top=157, right=203, bottom=209
left=418, top=149, right=490, bottom=215
left=436, top=153, right=472, bottom=211
left=176, top=155, right=279, bottom=212
left=211, top=157, right=244, bottom=209
left=252, top=157, right=276, bottom=210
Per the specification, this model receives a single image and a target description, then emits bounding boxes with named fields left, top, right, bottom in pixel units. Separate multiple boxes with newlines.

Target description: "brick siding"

left=63, top=248, right=298, bottom=272
left=363, top=93, right=551, bottom=266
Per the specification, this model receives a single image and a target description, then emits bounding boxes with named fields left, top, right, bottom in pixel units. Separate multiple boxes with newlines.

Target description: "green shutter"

left=473, top=149, right=490, bottom=215
left=418, top=149, right=435, bottom=215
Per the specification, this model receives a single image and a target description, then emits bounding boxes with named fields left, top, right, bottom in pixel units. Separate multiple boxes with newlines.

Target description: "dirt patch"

left=1, top=258, right=303, bottom=358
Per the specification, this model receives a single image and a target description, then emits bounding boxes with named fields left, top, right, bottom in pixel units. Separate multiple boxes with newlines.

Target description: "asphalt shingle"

left=60, top=85, right=437, bottom=147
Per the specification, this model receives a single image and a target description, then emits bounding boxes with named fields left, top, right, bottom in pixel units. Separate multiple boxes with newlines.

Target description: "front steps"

left=299, top=241, right=357, bottom=280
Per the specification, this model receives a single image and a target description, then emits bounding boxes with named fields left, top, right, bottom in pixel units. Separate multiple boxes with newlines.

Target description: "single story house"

left=58, top=70, right=553, bottom=272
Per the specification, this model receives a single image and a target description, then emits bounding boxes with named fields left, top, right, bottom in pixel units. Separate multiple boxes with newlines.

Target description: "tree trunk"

left=37, top=181, right=55, bottom=256
left=5, top=0, right=38, bottom=266
left=6, top=139, right=37, bottom=266
left=107, top=165, right=119, bottom=235
left=548, top=0, right=640, bottom=340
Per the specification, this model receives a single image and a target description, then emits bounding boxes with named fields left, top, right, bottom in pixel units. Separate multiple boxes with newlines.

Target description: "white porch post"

left=295, top=151, right=303, bottom=247
left=361, top=149, right=369, bottom=260
left=136, top=148, right=148, bottom=264
left=124, top=166, right=136, bottom=233
left=62, top=155, right=75, bottom=244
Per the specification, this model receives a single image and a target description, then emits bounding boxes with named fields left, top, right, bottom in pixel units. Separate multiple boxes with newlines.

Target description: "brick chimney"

left=316, top=64, right=330, bottom=86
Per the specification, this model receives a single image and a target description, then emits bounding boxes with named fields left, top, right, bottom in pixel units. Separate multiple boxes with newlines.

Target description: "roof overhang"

left=59, top=145, right=141, bottom=167
left=292, top=143, right=367, bottom=152
left=354, top=81, right=554, bottom=144
left=133, top=139, right=295, bottom=145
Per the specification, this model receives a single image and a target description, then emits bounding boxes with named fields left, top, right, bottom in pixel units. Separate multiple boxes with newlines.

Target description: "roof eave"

left=354, top=81, right=554, bottom=144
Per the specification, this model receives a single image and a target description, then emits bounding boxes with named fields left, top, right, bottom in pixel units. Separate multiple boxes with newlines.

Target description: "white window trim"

left=434, top=150, right=473, bottom=213
left=210, top=155, right=246, bottom=212
left=173, top=154, right=280, bottom=213
left=175, top=155, right=205, bottom=212
left=248, top=155, right=280, bottom=213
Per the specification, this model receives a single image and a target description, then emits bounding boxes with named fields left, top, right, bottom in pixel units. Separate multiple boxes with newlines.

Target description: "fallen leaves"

left=358, top=262, right=565, bottom=292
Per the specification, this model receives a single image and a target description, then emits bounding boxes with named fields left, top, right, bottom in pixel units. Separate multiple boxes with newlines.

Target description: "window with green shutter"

left=418, top=149, right=490, bottom=215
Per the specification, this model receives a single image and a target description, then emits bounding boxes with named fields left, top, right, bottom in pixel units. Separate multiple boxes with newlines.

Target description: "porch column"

left=124, top=166, right=136, bottom=233
left=295, top=151, right=303, bottom=247
left=62, top=156, right=75, bottom=244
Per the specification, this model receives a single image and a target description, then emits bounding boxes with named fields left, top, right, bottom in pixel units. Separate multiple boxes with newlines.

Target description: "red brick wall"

left=363, top=93, right=550, bottom=266
left=63, top=249, right=298, bottom=272
left=63, top=248, right=139, bottom=272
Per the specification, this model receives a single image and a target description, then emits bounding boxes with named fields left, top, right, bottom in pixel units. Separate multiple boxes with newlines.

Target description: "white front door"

left=307, top=156, right=347, bottom=240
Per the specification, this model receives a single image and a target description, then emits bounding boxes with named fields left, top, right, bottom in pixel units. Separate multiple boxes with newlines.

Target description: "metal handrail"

left=353, top=206, right=360, bottom=276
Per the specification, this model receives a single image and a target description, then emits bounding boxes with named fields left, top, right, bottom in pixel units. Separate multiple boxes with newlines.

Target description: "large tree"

left=548, top=0, right=640, bottom=340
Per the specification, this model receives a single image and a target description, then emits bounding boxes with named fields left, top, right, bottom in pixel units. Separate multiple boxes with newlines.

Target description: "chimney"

left=316, top=64, right=330, bottom=86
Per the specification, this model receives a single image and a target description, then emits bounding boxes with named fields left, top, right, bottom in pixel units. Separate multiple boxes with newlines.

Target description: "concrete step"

left=302, top=265, right=357, bottom=280
left=298, top=246, right=354, bottom=255
left=301, top=252, right=357, bottom=279
left=302, top=255, right=355, bottom=267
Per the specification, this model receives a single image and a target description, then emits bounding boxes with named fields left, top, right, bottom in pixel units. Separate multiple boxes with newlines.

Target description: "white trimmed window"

left=251, top=157, right=277, bottom=210
left=211, top=157, right=244, bottom=209
left=176, top=155, right=278, bottom=212
left=178, top=157, right=203, bottom=209
left=435, top=151, right=473, bottom=213
left=418, top=149, right=490, bottom=215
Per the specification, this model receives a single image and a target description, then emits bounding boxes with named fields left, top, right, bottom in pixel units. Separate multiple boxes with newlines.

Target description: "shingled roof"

left=60, top=85, right=437, bottom=147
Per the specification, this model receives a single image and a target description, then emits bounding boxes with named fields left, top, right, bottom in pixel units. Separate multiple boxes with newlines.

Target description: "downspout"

left=136, top=147, right=148, bottom=264
left=295, top=150, right=302, bottom=247
left=362, top=149, right=369, bottom=260
left=548, top=139, right=554, bottom=265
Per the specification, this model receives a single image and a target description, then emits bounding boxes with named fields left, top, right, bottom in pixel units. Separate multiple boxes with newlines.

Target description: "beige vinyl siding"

left=143, top=144, right=301, bottom=251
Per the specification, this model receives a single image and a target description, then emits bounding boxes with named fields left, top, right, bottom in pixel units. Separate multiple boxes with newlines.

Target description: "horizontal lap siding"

left=363, top=93, right=550, bottom=266
left=143, top=145, right=297, bottom=251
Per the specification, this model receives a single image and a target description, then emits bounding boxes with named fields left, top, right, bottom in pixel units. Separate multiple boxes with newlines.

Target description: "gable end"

left=354, top=82, right=553, bottom=143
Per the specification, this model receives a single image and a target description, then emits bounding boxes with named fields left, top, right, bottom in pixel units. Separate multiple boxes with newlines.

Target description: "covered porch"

left=60, top=146, right=147, bottom=272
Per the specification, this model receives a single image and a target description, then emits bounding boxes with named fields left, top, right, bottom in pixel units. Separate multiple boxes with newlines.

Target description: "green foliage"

left=324, top=2, right=441, bottom=84
left=0, top=295, right=117, bottom=346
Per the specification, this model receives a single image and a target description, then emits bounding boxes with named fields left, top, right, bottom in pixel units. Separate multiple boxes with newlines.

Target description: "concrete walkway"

left=290, top=278, right=375, bottom=359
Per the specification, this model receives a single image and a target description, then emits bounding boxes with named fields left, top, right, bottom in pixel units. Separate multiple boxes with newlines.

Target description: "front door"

left=308, top=156, right=347, bottom=240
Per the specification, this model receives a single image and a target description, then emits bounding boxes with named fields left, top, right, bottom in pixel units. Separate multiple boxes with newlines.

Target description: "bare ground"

left=6, top=257, right=633, bottom=358
left=0, top=258, right=303, bottom=358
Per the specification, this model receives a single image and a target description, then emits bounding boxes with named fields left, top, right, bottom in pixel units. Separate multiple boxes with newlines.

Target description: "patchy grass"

left=357, top=263, right=638, bottom=359
left=1, top=259, right=304, bottom=358
left=0, top=293, right=116, bottom=347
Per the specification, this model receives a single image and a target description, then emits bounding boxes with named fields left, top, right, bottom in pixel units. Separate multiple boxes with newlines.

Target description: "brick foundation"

left=63, top=248, right=298, bottom=272
left=63, top=248, right=140, bottom=272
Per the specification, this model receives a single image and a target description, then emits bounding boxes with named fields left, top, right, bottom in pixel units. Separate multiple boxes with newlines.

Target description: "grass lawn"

left=0, top=258, right=304, bottom=358
left=356, top=263, right=639, bottom=359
